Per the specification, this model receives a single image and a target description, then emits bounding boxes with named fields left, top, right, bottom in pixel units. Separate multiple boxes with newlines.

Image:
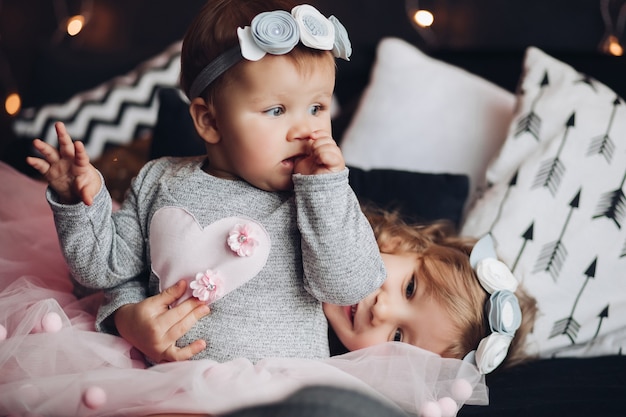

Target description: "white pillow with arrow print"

left=462, top=46, right=626, bottom=358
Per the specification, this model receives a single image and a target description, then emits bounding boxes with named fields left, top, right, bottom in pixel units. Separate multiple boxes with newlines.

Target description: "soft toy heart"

left=150, top=207, right=271, bottom=305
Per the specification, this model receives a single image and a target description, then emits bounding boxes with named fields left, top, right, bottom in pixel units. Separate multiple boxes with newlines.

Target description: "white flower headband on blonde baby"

left=466, top=234, right=522, bottom=374
left=189, top=4, right=352, bottom=99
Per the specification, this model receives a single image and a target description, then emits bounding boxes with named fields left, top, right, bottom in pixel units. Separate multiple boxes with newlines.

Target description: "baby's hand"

left=26, top=122, right=101, bottom=205
left=294, top=131, right=345, bottom=176
left=114, top=280, right=211, bottom=363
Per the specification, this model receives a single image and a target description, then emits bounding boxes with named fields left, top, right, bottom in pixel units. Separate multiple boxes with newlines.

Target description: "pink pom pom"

left=0, top=324, right=7, bottom=340
left=420, top=400, right=442, bottom=417
left=83, top=386, right=107, bottom=409
left=41, top=312, right=62, bottom=333
left=451, top=378, right=473, bottom=402
left=438, top=397, right=458, bottom=417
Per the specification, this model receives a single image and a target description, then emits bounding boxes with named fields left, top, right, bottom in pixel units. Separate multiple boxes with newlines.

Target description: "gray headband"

left=189, top=47, right=243, bottom=99
left=187, top=5, right=352, bottom=100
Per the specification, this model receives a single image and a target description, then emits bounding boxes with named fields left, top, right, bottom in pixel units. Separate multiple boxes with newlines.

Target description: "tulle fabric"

left=0, top=161, right=488, bottom=417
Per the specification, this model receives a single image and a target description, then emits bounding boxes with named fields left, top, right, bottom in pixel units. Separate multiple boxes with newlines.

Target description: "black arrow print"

left=621, top=239, right=626, bottom=258
left=514, top=71, right=548, bottom=141
left=532, top=112, right=575, bottom=196
left=549, top=257, right=597, bottom=343
left=592, top=305, right=609, bottom=340
left=592, top=167, right=626, bottom=229
left=488, top=171, right=518, bottom=236
left=586, top=96, right=621, bottom=163
left=512, top=222, right=533, bottom=273
left=533, top=189, right=581, bottom=281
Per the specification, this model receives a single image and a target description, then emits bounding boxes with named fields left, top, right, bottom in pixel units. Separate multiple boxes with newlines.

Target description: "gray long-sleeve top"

left=48, top=157, right=386, bottom=363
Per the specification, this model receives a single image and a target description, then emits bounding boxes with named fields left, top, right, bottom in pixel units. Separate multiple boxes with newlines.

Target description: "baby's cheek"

left=351, top=330, right=389, bottom=350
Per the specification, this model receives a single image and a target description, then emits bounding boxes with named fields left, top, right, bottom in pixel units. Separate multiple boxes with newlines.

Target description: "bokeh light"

left=413, top=10, right=434, bottom=28
left=4, top=92, right=21, bottom=116
left=67, top=15, right=85, bottom=36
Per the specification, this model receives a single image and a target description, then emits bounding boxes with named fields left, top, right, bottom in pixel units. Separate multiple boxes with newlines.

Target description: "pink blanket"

left=0, top=161, right=487, bottom=417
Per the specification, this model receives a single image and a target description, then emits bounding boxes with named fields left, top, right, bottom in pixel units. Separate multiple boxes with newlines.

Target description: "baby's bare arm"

left=26, top=122, right=101, bottom=205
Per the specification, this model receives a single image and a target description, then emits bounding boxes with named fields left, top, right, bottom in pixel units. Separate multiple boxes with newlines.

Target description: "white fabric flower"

left=237, top=26, right=267, bottom=61
left=475, top=258, right=519, bottom=294
left=475, top=333, right=512, bottom=374
left=235, top=6, right=351, bottom=63
left=238, top=27, right=266, bottom=61
left=291, top=5, right=334, bottom=50
left=329, top=15, right=351, bottom=60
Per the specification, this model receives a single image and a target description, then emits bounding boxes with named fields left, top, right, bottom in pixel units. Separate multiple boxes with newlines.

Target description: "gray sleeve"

left=293, top=168, right=386, bottom=305
left=47, top=171, right=147, bottom=290
left=47, top=166, right=162, bottom=335
left=95, top=278, right=148, bottom=333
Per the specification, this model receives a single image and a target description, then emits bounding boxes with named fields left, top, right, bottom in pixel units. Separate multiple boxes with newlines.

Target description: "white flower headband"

left=466, top=234, right=523, bottom=374
left=189, top=4, right=352, bottom=99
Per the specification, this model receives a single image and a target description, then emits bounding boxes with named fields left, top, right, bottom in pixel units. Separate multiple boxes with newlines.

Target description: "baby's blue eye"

left=265, top=107, right=284, bottom=116
left=405, top=277, right=416, bottom=298
left=393, top=329, right=403, bottom=342
left=309, top=104, right=322, bottom=116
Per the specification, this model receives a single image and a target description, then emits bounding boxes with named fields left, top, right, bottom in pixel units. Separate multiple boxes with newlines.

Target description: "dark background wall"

left=0, top=0, right=624, bottom=151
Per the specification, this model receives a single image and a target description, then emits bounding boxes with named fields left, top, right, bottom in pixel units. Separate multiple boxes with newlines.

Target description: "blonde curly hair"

left=364, top=205, right=538, bottom=370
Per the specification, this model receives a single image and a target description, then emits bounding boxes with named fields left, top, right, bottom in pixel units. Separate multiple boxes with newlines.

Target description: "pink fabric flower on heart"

left=227, top=223, right=258, bottom=257
left=190, top=269, right=222, bottom=303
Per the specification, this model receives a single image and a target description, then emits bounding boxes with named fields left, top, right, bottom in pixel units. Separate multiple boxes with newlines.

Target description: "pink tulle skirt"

left=0, top=162, right=487, bottom=417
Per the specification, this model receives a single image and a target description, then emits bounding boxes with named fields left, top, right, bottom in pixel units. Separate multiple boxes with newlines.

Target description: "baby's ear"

left=189, top=97, right=220, bottom=144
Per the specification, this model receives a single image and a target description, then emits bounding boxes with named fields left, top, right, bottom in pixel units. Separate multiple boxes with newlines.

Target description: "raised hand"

left=26, top=121, right=101, bottom=205
left=294, top=130, right=345, bottom=176
left=113, top=280, right=211, bottom=363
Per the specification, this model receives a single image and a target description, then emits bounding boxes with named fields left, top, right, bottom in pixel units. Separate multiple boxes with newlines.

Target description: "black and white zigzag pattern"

left=13, top=42, right=183, bottom=159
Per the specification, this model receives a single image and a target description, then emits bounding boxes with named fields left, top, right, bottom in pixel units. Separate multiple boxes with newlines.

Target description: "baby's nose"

left=371, top=291, right=393, bottom=324
left=287, top=119, right=313, bottom=141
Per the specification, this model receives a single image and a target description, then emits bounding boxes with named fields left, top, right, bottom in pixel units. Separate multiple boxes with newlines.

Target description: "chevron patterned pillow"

left=462, top=47, right=626, bottom=358
left=12, top=42, right=182, bottom=160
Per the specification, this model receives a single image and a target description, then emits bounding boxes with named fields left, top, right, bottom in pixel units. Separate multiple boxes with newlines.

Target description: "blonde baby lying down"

left=326, top=207, right=538, bottom=373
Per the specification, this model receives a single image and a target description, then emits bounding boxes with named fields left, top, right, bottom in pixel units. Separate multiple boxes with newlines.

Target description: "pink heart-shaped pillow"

left=150, top=207, right=271, bottom=305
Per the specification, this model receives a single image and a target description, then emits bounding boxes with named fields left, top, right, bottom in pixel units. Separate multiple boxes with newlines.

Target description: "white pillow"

left=340, top=37, right=515, bottom=203
left=462, top=47, right=626, bottom=358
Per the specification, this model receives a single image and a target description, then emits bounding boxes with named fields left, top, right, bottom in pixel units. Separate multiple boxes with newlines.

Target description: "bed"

left=2, top=2, right=626, bottom=416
